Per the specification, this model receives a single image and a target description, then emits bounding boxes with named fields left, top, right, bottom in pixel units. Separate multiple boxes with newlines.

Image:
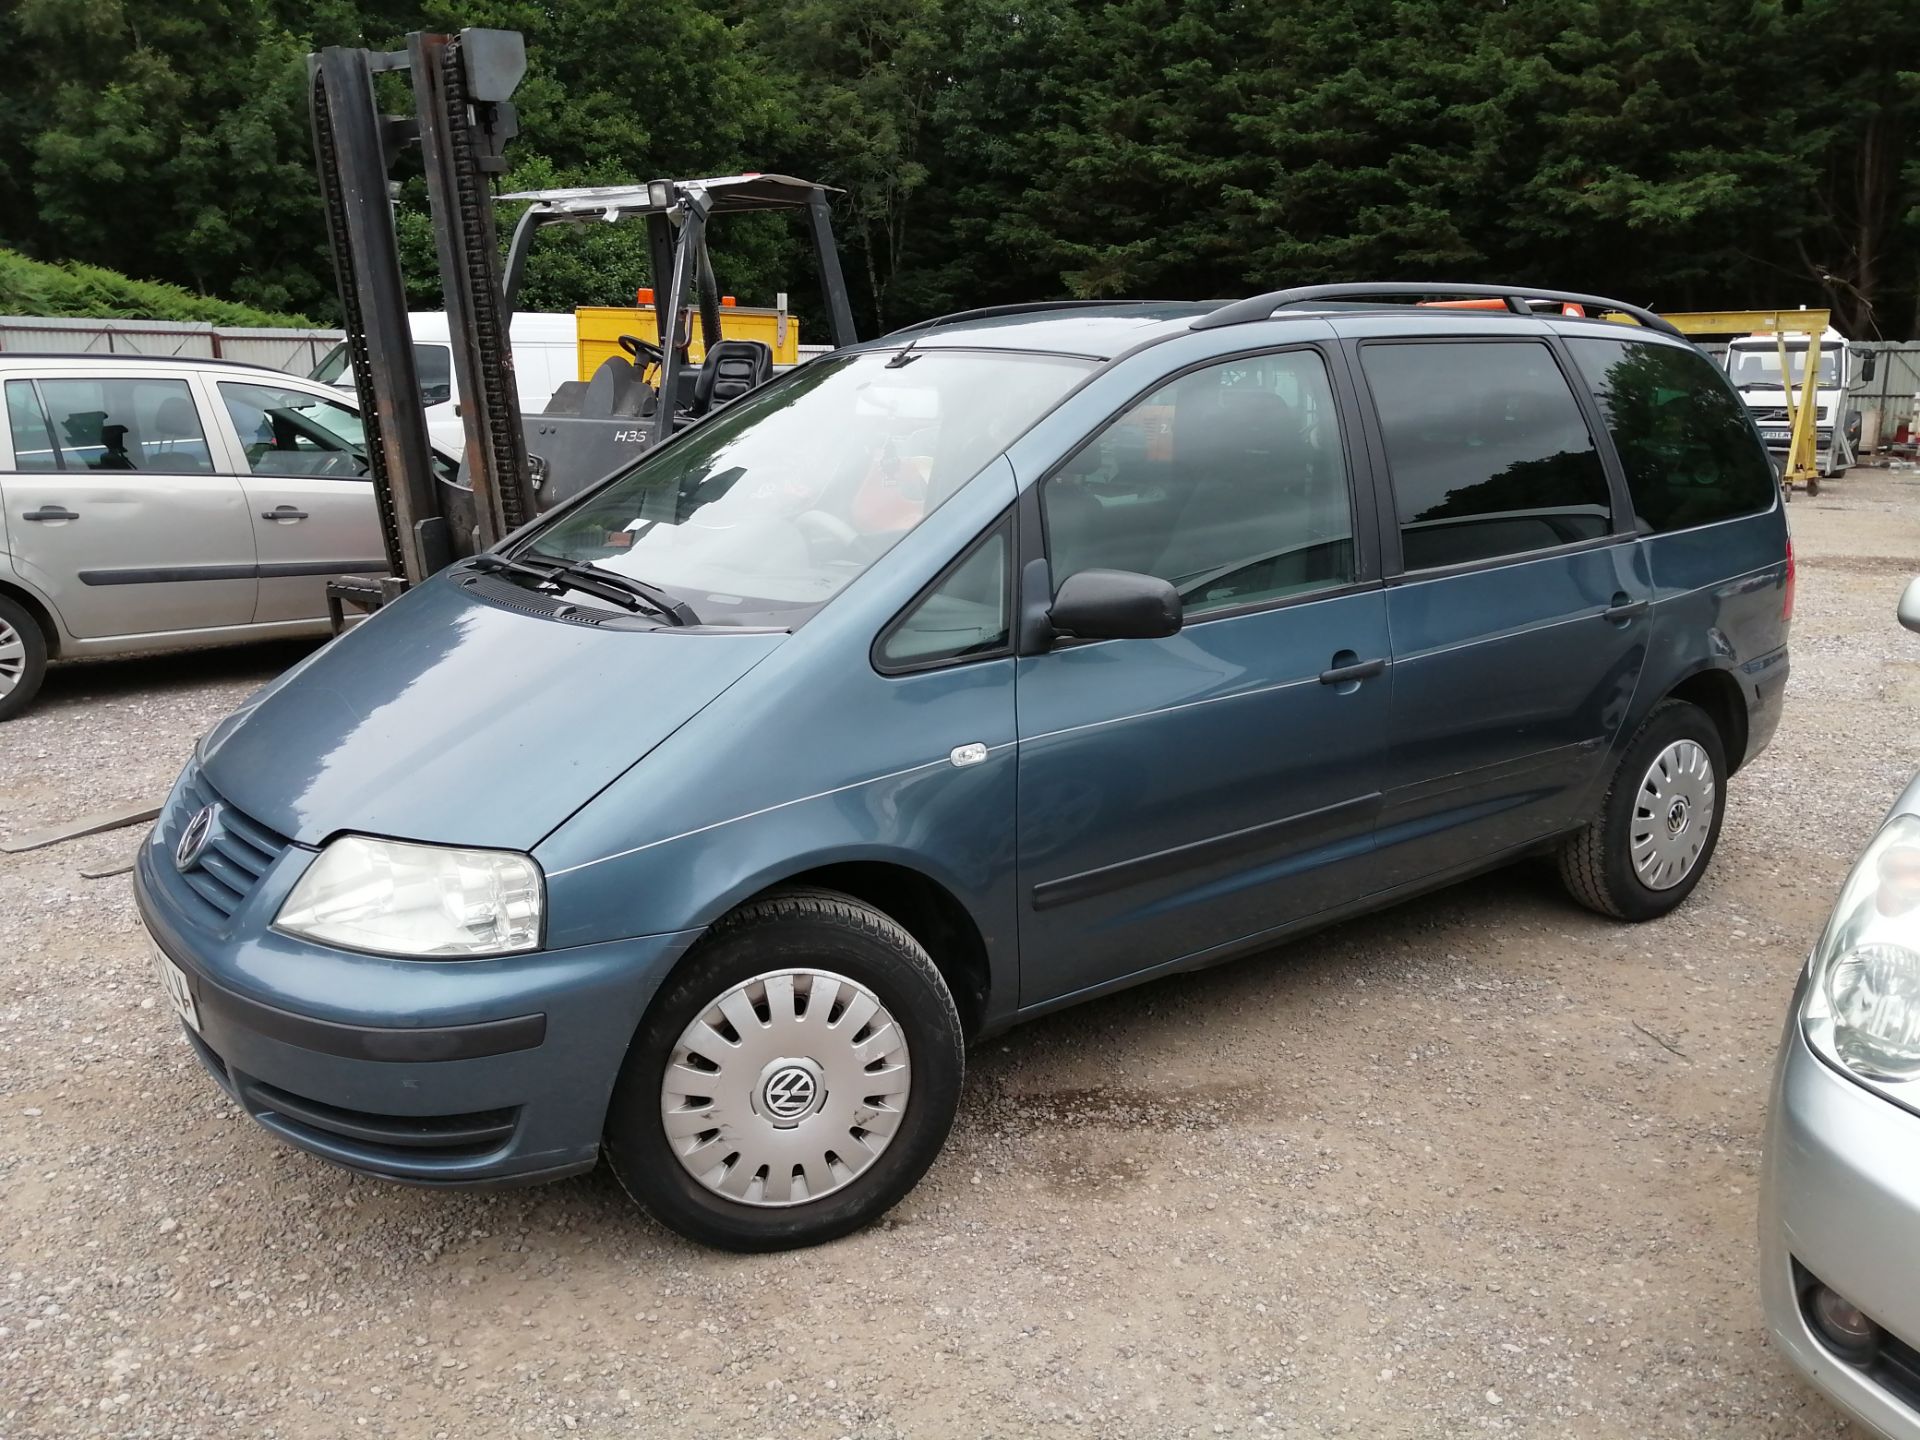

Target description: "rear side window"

left=4, top=380, right=59, bottom=471
left=1362, top=341, right=1611, bottom=571
left=1568, top=338, right=1775, bottom=533
left=28, top=376, right=214, bottom=473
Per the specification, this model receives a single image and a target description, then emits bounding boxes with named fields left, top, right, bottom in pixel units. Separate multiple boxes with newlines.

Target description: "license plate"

left=1762, top=429, right=1789, bottom=442
left=151, top=941, right=202, bottom=1034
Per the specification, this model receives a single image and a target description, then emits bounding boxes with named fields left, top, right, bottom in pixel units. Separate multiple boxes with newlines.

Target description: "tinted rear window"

left=1361, top=340, right=1611, bottom=571
left=1568, top=337, right=1775, bottom=533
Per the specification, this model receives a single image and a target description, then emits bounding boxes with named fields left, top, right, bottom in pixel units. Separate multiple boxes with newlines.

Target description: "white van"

left=310, top=312, right=578, bottom=454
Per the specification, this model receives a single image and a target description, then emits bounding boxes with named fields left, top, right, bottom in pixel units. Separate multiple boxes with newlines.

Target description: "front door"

left=1015, top=347, right=1392, bottom=1008
left=1352, top=336, right=1653, bottom=884
left=1, top=373, right=255, bottom=638
left=211, top=379, right=388, bottom=623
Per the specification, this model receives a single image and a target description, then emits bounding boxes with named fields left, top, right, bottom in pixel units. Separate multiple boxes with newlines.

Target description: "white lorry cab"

left=1723, top=325, right=1875, bottom=480
left=310, top=312, right=578, bottom=455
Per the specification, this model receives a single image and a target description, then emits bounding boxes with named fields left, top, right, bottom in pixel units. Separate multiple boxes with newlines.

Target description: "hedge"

left=0, top=248, right=315, bottom=327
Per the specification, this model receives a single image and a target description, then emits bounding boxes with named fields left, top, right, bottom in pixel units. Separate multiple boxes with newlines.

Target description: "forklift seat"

left=694, top=340, right=773, bottom=413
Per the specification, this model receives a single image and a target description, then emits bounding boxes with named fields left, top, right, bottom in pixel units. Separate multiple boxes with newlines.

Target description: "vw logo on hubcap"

left=1666, top=798, right=1690, bottom=835
left=756, top=1058, right=825, bottom=1126
left=175, top=804, right=219, bottom=872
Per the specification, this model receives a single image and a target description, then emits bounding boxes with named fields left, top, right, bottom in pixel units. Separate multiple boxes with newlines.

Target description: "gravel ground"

left=4, top=471, right=1919, bottom=1439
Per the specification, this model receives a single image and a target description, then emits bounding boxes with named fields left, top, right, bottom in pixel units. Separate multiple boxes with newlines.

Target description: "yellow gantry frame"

left=1653, top=310, right=1833, bottom=492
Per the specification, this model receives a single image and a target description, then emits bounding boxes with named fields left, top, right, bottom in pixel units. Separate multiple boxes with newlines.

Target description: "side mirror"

left=1854, top=348, right=1878, bottom=383
left=1900, top=576, right=1920, bottom=636
left=1049, top=568, right=1182, bottom=642
left=421, top=383, right=453, bottom=408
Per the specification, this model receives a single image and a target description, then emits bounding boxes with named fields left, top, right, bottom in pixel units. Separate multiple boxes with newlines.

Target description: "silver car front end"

left=1762, top=787, right=1920, bottom=1439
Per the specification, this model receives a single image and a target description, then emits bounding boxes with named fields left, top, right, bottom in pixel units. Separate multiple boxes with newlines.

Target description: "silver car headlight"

left=274, top=835, right=543, bottom=957
left=1803, top=814, right=1920, bottom=1081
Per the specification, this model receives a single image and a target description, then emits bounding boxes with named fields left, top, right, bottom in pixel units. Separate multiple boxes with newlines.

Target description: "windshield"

left=1726, top=343, right=1841, bottom=391
left=310, top=343, right=349, bottom=385
left=526, top=348, right=1091, bottom=628
left=309, top=341, right=455, bottom=407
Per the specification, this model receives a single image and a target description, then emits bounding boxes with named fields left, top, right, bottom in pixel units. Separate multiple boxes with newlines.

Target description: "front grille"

left=1751, top=405, right=1828, bottom=424
left=161, top=764, right=290, bottom=923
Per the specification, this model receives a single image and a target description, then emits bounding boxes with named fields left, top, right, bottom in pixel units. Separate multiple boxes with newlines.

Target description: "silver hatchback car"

left=1761, top=576, right=1920, bottom=1437
left=0, top=354, right=431, bottom=719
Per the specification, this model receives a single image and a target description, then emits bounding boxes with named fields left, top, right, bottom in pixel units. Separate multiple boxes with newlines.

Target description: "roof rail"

left=1190, top=283, right=1685, bottom=340
left=886, top=299, right=1171, bottom=339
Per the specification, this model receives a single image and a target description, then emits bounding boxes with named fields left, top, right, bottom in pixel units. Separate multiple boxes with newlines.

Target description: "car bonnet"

left=198, top=572, right=784, bottom=851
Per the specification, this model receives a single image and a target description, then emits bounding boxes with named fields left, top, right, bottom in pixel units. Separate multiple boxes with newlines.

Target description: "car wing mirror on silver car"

left=1900, top=576, right=1920, bottom=635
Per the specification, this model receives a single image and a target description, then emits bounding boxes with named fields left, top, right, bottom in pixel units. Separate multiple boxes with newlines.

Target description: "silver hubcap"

left=1632, top=739, right=1717, bottom=890
left=0, top=617, right=23, bottom=697
left=661, top=969, right=911, bottom=1207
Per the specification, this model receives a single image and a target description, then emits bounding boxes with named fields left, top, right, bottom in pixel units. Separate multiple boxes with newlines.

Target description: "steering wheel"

left=794, top=509, right=859, bottom=554
left=619, top=333, right=664, bottom=366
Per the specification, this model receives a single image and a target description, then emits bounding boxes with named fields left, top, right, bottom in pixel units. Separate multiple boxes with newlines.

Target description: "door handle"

left=1319, top=656, right=1386, bottom=686
left=261, top=506, right=310, bottom=522
left=1603, top=593, right=1649, bottom=624
left=22, top=505, right=78, bottom=522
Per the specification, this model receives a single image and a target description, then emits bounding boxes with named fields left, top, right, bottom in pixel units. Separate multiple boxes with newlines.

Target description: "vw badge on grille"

left=175, top=804, right=219, bottom=873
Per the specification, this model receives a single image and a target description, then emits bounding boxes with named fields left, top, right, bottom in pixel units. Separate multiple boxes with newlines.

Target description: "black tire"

left=604, top=887, right=964, bottom=1251
left=1558, top=699, right=1728, bottom=921
left=0, top=593, right=49, bottom=722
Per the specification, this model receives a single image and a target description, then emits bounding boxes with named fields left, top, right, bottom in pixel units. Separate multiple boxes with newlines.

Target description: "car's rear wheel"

left=0, top=594, right=48, bottom=722
left=1558, top=699, right=1727, bottom=921
left=604, top=887, right=964, bottom=1251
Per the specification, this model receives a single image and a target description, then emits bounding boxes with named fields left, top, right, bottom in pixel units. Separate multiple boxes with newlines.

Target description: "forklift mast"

left=306, top=29, right=534, bottom=613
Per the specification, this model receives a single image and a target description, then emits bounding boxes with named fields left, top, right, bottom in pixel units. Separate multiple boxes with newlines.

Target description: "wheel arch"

left=1663, top=665, right=1751, bottom=774
left=0, top=574, right=61, bottom=658
left=688, top=854, right=1001, bottom=1041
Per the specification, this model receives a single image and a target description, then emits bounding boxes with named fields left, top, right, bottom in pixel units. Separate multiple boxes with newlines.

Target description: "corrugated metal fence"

left=0, top=315, right=344, bottom=376
left=1850, top=343, right=1920, bottom=446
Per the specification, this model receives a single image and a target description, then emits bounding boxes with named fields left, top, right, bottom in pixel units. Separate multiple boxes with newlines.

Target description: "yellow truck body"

left=574, top=303, right=801, bottom=380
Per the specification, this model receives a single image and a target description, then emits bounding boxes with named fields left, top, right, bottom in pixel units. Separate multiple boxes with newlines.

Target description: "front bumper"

left=136, top=832, right=700, bottom=1188
left=1761, top=1011, right=1920, bottom=1439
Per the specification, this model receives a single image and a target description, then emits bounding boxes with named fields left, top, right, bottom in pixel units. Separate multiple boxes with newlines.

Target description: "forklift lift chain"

left=435, top=34, right=531, bottom=533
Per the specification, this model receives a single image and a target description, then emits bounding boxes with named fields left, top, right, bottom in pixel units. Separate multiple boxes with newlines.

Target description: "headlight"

left=1803, top=814, right=1920, bottom=1081
left=275, top=835, right=543, bottom=957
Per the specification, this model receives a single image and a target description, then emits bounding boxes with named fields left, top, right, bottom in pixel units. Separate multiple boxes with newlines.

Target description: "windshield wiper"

left=522, top=551, right=700, bottom=626
left=473, top=553, right=698, bottom=626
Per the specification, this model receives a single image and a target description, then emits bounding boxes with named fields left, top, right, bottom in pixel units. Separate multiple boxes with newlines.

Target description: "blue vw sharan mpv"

left=135, top=284, right=1790, bottom=1250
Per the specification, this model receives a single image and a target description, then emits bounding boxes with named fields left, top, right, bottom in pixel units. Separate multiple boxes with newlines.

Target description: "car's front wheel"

left=604, top=888, right=964, bottom=1251
left=1558, top=699, right=1728, bottom=921
left=0, top=593, right=48, bottom=722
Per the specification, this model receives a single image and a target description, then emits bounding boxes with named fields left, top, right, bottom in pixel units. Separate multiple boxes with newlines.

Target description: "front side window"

left=31, top=377, right=213, bottom=473
left=1569, top=338, right=1775, bottom=533
left=1362, top=341, right=1611, bottom=571
left=1041, top=349, right=1356, bottom=617
left=879, top=522, right=1010, bottom=669
left=219, top=381, right=368, bottom=478
left=529, top=349, right=1090, bottom=629
left=4, top=380, right=58, bottom=471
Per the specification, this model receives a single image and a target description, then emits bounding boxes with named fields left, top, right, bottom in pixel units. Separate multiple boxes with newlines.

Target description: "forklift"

left=501, top=174, right=858, bottom=496
left=306, top=28, right=856, bottom=626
